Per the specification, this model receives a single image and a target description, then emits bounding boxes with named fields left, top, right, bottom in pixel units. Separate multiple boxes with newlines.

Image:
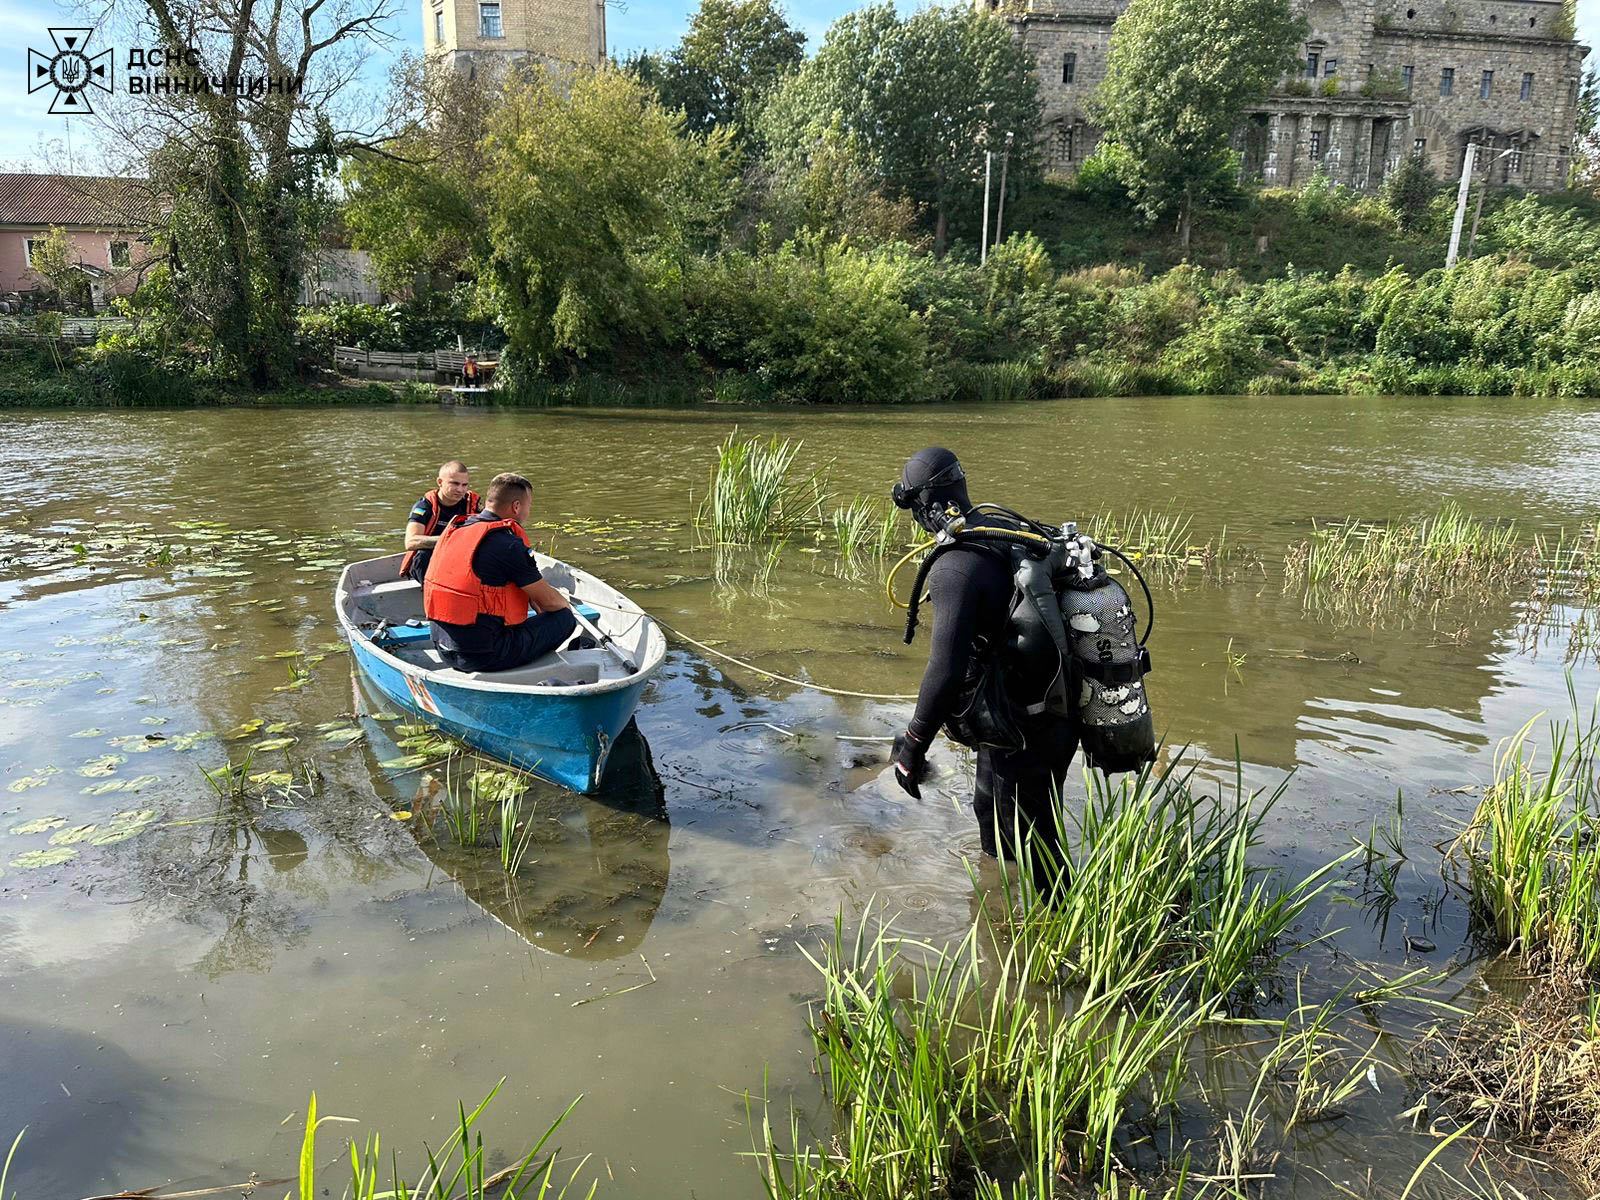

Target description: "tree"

left=644, top=0, right=805, bottom=141
left=1094, top=0, right=1304, bottom=251
left=1380, top=154, right=1437, bottom=233
left=761, top=4, right=1041, bottom=254
left=94, top=0, right=402, bottom=385
left=28, top=228, right=94, bottom=314
left=344, top=57, right=499, bottom=292
left=1575, top=66, right=1598, bottom=195
left=478, top=69, right=733, bottom=366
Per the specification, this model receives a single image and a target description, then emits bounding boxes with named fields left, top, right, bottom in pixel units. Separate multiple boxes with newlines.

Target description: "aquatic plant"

left=994, top=759, right=1350, bottom=1008
left=308, top=1082, right=595, bottom=1200
left=499, top=789, right=538, bottom=875
left=1282, top=502, right=1578, bottom=623
left=753, top=757, right=1370, bottom=1199
left=1451, top=698, right=1600, bottom=972
left=695, top=432, right=826, bottom=546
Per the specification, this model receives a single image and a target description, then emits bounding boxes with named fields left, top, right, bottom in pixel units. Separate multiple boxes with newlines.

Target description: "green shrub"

left=1380, top=155, right=1438, bottom=234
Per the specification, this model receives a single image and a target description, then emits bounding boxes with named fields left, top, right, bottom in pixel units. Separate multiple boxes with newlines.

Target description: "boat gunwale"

left=335, top=555, right=666, bottom=700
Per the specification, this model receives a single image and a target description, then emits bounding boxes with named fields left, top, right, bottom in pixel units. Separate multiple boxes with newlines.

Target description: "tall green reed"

left=695, top=432, right=826, bottom=546
left=1452, top=691, right=1600, bottom=971
left=290, top=1081, right=594, bottom=1200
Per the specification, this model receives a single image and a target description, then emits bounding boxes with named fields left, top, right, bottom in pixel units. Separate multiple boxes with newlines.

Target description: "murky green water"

left=2, top=395, right=1598, bottom=1197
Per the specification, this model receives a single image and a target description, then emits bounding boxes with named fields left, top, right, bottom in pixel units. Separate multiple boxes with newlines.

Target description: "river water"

left=1, top=395, right=1597, bottom=1197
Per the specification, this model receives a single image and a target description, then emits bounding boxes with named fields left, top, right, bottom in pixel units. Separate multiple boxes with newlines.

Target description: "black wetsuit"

left=907, top=529, right=1078, bottom=863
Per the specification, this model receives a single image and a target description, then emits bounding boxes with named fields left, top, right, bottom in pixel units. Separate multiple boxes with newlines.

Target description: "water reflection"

left=365, top=712, right=672, bottom=960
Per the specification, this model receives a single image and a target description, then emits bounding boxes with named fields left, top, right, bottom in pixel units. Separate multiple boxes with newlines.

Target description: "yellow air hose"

left=885, top=538, right=937, bottom=610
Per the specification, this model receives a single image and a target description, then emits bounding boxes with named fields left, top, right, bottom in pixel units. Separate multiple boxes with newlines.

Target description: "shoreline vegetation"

left=5, top=223, right=1598, bottom=409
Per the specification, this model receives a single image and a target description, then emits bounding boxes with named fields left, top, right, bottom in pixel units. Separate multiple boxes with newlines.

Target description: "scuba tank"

left=898, top=506, right=1157, bottom=774
left=1055, top=522, right=1157, bottom=774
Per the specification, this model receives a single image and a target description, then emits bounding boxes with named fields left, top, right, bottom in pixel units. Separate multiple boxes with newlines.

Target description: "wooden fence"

left=334, top=346, right=504, bottom=383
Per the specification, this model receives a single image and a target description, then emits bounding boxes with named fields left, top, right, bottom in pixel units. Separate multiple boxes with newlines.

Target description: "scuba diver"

left=888, top=447, right=1156, bottom=880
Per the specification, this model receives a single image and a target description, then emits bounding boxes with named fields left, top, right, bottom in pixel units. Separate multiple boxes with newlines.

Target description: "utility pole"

left=981, top=149, right=993, bottom=265
left=1445, top=142, right=1476, bottom=269
left=1466, top=146, right=1513, bottom=262
left=993, top=131, right=1014, bottom=250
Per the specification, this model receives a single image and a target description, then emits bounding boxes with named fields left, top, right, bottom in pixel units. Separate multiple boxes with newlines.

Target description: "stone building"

left=999, top=0, right=1589, bottom=191
left=423, top=0, right=605, bottom=76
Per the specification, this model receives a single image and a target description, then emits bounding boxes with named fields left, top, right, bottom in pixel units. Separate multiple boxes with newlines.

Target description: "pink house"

left=0, top=173, right=151, bottom=311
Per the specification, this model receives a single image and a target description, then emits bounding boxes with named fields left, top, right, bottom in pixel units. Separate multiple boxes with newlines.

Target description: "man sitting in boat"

left=422, top=472, right=580, bottom=673
left=402, top=461, right=481, bottom=584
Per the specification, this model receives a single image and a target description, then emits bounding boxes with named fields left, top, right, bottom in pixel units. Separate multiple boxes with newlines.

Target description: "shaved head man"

left=401, top=460, right=481, bottom=583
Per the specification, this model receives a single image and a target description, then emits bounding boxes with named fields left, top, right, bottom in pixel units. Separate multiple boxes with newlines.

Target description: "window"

left=23, top=238, right=43, bottom=266
left=478, top=2, right=501, bottom=38
left=1324, top=58, right=1338, bottom=76
left=1440, top=67, right=1454, bottom=96
left=1402, top=64, right=1414, bottom=92
left=433, top=7, right=444, bottom=42
left=108, top=241, right=130, bottom=268
left=1509, top=148, right=1522, bottom=174
left=1305, top=50, right=1320, bottom=79
left=1412, top=136, right=1427, bottom=156
left=1520, top=72, right=1533, bottom=101
left=1062, top=52, right=1076, bottom=84
left=1480, top=70, right=1493, bottom=99
left=1055, top=126, right=1075, bottom=166
left=1309, top=130, right=1323, bottom=161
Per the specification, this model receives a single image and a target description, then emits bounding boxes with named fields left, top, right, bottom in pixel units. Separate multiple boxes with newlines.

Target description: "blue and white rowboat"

left=335, top=553, right=666, bottom=793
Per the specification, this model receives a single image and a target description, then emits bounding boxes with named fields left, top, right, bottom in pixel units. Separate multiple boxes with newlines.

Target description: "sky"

left=0, top=0, right=1596, bottom=169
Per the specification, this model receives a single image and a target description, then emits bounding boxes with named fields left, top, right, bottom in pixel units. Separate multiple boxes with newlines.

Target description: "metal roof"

left=0, top=173, right=146, bottom=229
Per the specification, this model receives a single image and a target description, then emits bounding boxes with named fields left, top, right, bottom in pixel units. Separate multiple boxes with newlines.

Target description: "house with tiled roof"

left=0, top=173, right=153, bottom=309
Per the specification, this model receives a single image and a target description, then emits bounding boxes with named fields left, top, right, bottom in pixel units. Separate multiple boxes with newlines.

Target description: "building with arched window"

left=995, top=0, right=1588, bottom=191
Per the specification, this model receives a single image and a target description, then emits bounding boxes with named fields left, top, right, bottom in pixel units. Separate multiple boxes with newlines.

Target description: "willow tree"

left=1094, top=0, right=1304, bottom=251
left=95, top=0, right=402, bottom=384
left=478, top=69, right=734, bottom=367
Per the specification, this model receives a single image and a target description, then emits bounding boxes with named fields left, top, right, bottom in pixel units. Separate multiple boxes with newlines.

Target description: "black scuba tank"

left=1056, top=528, right=1156, bottom=774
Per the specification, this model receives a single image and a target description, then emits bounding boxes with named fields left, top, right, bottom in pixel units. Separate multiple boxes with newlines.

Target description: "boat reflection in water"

left=359, top=688, right=670, bottom=960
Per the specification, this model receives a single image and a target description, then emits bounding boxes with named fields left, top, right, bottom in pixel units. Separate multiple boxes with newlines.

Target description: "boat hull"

left=347, top=625, right=651, bottom=794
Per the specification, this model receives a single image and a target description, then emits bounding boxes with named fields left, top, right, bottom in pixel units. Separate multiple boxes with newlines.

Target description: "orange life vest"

left=422, top=516, right=532, bottom=627
left=400, top=488, right=482, bottom=578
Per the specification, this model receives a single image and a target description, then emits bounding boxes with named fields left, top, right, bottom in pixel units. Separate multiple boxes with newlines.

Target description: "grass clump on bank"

left=1453, top=700, right=1600, bottom=972
left=755, top=758, right=1361, bottom=1198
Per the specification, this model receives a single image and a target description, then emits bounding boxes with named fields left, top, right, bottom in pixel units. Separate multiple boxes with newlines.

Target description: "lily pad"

left=223, top=719, right=264, bottom=740
left=7, top=772, right=57, bottom=793
left=77, top=755, right=125, bottom=778
left=81, top=780, right=127, bottom=795
left=253, top=737, right=297, bottom=752
left=49, top=824, right=98, bottom=846
left=379, top=754, right=431, bottom=770
left=69, top=727, right=106, bottom=738
left=11, top=847, right=77, bottom=869
left=11, top=815, right=67, bottom=835
left=87, top=810, right=157, bottom=845
left=320, top=726, right=363, bottom=744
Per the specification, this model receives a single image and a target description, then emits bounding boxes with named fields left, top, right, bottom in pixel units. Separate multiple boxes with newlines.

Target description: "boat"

left=335, top=552, right=667, bottom=793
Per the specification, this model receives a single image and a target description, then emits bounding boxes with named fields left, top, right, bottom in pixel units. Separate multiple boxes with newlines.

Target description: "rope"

left=573, top=594, right=918, bottom=702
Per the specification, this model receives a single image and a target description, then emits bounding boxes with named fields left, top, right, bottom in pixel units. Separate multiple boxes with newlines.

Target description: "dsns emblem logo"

left=28, top=28, right=114, bottom=115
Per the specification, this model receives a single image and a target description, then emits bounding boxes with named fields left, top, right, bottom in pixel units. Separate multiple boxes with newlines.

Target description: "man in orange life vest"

left=402, top=460, right=480, bottom=583
left=422, top=472, right=579, bottom=673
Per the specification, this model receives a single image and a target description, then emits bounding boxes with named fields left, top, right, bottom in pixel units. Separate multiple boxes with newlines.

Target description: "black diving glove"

left=892, top=730, right=931, bottom=800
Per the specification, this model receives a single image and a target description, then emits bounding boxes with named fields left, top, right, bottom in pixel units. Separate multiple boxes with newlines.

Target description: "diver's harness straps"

left=901, top=506, right=1155, bottom=720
